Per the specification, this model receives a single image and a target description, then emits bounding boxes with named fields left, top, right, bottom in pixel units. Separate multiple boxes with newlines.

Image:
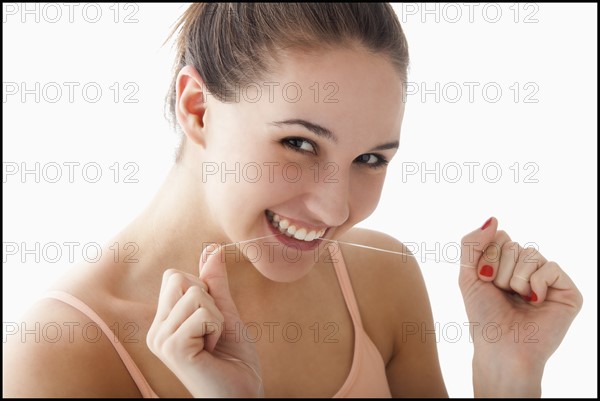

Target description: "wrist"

left=472, top=354, right=544, bottom=398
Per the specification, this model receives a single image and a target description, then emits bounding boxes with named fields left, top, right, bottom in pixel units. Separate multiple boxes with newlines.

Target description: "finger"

left=494, top=241, right=523, bottom=290
left=476, top=230, right=511, bottom=282
left=163, top=286, right=223, bottom=337
left=155, top=272, right=208, bottom=322
left=199, top=244, right=243, bottom=352
left=193, top=287, right=225, bottom=332
left=169, top=307, right=223, bottom=360
left=199, top=244, right=241, bottom=318
left=162, top=269, right=209, bottom=295
left=529, top=261, right=575, bottom=304
left=459, top=216, right=498, bottom=291
left=157, top=285, right=207, bottom=341
left=160, top=268, right=177, bottom=296
left=509, top=247, right=548, bottom=297
left=199, top=243, right=219, bottom=276
left=155, top=272, right=188, bottom=322
left=177, top=307, right=225, bottom=354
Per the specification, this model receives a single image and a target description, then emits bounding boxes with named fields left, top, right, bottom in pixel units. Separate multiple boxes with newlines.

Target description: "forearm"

left=472, top=356, right=544, bottom=398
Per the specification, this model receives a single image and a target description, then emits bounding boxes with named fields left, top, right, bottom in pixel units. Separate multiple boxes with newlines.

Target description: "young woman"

left=3, top=3, right=583, bottom=398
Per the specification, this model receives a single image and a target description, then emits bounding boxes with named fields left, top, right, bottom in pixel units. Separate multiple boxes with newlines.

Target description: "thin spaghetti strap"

left=327, top=241, right=364, bottom=329
left=43, top=290, right=159, bottom=398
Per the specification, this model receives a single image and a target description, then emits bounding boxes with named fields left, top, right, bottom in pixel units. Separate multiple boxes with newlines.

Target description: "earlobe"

left=175, top=65, right=208, bottom=146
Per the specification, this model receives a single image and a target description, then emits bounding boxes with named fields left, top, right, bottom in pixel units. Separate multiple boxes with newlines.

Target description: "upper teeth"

left=267, top=211, right=326, bottom=241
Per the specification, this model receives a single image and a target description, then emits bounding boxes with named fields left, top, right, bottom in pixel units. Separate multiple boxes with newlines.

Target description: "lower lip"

left=264, top=212, right=324, bottom=252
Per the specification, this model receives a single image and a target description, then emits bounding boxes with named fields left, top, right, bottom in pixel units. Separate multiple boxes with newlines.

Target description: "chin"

left=247, top=249, right=318, bottom=283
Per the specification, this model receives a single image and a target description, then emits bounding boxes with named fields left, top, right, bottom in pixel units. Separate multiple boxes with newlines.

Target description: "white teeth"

left=293, top=228, right=307, bottom=240
left=267, top=211, right=327, bottom=242
left=304, top=230, right=316, bottom=241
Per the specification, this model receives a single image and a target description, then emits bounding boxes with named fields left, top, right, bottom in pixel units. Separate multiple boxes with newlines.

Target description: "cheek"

left=349, top=174, right=386, bottom=219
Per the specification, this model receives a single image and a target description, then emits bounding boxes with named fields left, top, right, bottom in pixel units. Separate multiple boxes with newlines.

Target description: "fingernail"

left=479, top=265, right=494, bottom=277
left=522, top=295, right=532, bottom=302
left=481, top=217, right=493, bottom=230
left=531, top=291, right=538, bottom=302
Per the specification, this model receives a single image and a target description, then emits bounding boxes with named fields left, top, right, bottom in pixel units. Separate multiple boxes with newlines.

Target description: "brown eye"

left=282, top=137, right=317, bottom=155
left=355, top=153, right=389, bottom=169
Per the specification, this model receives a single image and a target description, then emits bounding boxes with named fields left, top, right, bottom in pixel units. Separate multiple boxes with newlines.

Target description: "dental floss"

left=221, top=233, right=283, bottom=246
left=214, top=234, right=476, bottom=269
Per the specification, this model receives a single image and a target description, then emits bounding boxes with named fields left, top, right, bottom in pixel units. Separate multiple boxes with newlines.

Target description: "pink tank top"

left=44, top=241, right=391, bottom=398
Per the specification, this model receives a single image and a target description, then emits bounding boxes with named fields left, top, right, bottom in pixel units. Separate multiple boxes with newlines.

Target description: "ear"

left=175, top=65, right=209, bottom=147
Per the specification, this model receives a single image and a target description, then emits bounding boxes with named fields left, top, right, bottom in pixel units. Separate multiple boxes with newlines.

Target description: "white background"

left=3, top=3, right=597, bottom=397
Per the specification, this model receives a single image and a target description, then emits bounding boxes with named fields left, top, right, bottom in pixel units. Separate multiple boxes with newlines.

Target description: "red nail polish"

left=479, top=265, right=493, bottom=277
left=481, top=217, right=492, bottom=230
left=531, top=291, right=538, bottom=302
left=522, top=295, right=532, bottom=302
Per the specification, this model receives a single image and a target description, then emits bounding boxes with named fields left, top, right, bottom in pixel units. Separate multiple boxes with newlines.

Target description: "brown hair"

left=165, top=3, right=409, bottom=159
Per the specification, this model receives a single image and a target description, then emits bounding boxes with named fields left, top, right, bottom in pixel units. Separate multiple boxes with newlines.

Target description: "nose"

left=305, top=164, right=350, bottom=227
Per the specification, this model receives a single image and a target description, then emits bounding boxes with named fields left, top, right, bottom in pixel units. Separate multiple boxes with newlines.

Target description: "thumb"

left=459, top=217, right=498, bottom=290
left=199, top=244, right=243, bottom=352
left=198, top=243, right=241, bottom=318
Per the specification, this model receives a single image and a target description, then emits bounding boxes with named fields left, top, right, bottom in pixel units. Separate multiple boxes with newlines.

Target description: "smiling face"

left=177, top=46, right=405, bottom=282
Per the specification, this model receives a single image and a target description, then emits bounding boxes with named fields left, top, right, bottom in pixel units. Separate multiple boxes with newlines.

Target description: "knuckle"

left=495, top=230, right=512, bottom=245
left=195, top=307, right=212, bottom=321
left=576, top=291, right=584, bottom=311
left=544, top=260, right=559, bottom=272
left=161, top=335, right=182, bottom=357
left=501, top=242, right=520, bottom=263
left=501, top=240, right=519, bottom=253
left=496, top=229, right=508, bottom=238
left=484, top=243, right=501, bottom=263
left=169, top=272, right=187, bottom=287
left=519, top=247, right=539, bottom=264
left=147, top=329, right=165, bottom=355
left=162, top=268, right=179, bottom=281
left=146, top=331, right=156, bottom=352
left=186, top=285, right=203, bottom=297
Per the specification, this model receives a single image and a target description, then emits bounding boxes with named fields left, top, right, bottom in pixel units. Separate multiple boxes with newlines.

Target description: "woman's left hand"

left=459, top=217, right=583, bottom=394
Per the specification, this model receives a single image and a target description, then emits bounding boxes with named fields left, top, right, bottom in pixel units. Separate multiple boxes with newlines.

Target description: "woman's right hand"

left=146, top=244, right=263, bottom=397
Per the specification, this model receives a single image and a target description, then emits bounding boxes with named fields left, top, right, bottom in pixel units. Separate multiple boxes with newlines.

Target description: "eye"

left=355, top=153, right=389, bottom=169
left=281, top=137, right=317, bottom=155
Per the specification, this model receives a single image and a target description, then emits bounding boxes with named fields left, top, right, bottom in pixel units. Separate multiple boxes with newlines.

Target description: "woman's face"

left=185, top=47, right=405, bottom=282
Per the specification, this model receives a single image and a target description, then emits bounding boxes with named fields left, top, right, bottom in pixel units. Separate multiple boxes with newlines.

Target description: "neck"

left=110, top=163, right=281, bottom=298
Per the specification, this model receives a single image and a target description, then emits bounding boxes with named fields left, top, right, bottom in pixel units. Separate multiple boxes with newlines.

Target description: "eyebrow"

left=269, top=118, right=399, bottom=152
left=270, top=119, right=338, bottom=144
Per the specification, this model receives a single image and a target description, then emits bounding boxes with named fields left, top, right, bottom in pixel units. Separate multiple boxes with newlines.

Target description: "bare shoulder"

left=2, top=295, right=142, bottom=397
left=336, top=227, right=447, bottom=397
left=336, top=227, right=423, bottom=302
